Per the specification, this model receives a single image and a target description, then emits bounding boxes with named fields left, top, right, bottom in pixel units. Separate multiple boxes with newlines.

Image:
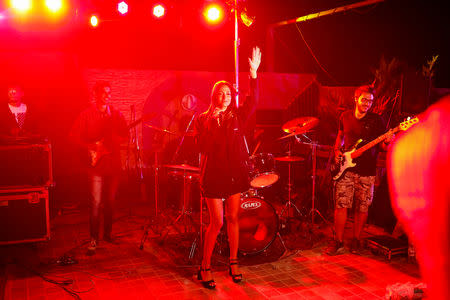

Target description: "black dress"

left=194, top=79, right=258, bottom=198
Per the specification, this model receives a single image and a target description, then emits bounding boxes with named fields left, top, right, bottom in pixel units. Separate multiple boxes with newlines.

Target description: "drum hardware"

left=275, top=117, right=320, bottom=230
left=140, top=151, right=164, bottom=250
left=274, top=155, right=304, bottom=162
left=248, top=153, right=279, bottom=188
left=296, top=134, right=331, bottom=230
left=276, top=146, right=305, bottom=224
left=160, top=166, right=200, bottom=244
left=164, top=164, right=200, bottom=172
left=277, top=116, right=319, bottom=140
left=144, top=124, right=195, bottom=137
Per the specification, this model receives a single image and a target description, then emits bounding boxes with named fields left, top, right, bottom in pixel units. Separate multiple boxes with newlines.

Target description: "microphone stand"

left=171, top=113, right=196, bottom=163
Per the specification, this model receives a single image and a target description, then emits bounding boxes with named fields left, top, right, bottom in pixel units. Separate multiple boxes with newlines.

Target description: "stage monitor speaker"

left=0, top=143, right=53, bottom=188
left=0, top=187, right=50, bottom=245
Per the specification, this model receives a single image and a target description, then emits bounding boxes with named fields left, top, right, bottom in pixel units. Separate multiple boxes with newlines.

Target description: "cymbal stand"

left=160, top=169, right=197, bottom=244
left=139, top=151, right=162, bottom=250
left=279, top=142, right=303, bottom=223
left=188, top=154, right=204, bottom=263
left=296, top=135, right=330, bottom=228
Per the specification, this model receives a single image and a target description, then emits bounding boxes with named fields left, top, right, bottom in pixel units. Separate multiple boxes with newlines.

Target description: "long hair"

left=205, top=81, right=237, bottom=121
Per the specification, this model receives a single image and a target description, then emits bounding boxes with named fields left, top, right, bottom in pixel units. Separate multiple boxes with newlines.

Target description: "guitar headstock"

left=398, top=116, right=419, bottom=131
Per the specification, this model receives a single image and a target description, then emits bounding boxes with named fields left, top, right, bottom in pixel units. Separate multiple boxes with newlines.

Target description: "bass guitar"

left=331, top=117, right=419, bottom=181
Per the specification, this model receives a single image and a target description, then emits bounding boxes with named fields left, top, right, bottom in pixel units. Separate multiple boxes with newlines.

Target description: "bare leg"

left=334, top=207, right=347, bottom=242
left=353, top=211, right=368, bottom=240
left=225, top=193, right=241, bottom=275
left=201, top=198, right=223, bottom=281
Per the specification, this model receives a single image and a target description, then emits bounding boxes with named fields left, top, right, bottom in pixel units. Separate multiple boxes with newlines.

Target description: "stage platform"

left=1, top=196, right=422, bottom=300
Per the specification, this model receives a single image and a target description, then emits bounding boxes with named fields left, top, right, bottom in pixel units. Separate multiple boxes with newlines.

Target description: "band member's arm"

left=333, top=130, right=344, bottom=163
left=380, top=129, right=395, bottom=151
left=240, top=47, right=261, bottom=120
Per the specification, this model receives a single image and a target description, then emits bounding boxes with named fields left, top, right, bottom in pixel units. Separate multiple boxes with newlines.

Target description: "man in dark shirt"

left=70, top=81, right=128, bottom=255
left=327, top=85, right=394, bottom=255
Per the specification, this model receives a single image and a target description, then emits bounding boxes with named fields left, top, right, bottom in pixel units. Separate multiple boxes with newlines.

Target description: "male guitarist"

left=326, top=85, right=394, bottom=255
left=70, top=80, right=128, bottom=255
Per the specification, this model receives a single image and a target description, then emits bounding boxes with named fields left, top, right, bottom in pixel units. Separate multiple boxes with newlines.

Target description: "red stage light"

left=90, top=15, right=99, bottom=27
left=117, top=1, right=128, bottom=15
left=45, top=0, right=63, bottom=13
left=153, top=4, right=165, bottom=18
left=204, top=4, right=223, bottom=24
left=10, top=0, right=32, bottom=13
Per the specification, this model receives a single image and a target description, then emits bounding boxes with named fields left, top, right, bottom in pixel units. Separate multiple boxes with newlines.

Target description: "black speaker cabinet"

left=0, top=143, right=53, bottom=188
left=0, top=186, right=50, bottom=245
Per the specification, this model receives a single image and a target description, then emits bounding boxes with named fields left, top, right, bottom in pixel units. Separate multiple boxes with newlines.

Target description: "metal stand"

left=139, top=151, right=162, bottom=250
left=188, top=194, right=204, bottom=263
left=309, top=141, right=329, bottom=227
left=294, top=137, right=330, bottom=228
left=160, top=170, right=197, bottom=243
left=278, top=144, right=303, bottom=222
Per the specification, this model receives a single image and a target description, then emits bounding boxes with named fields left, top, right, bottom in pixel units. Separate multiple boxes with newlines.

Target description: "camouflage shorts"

left=334, top=171, right=375, bottom=213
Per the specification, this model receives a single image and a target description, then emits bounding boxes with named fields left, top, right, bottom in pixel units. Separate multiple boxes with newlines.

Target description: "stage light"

left=240, top=9, right=254, bottom=27
left=204, top=4, right=223, bottom=24
left=90, top=15, right=99, bottom=27
left=10, top=0, right=32, bottom=13
left=45, top=0, right=63, bottom=13
left=152, top=4, right=165, bottom=18
left=117, top=1, right=128, bottom=15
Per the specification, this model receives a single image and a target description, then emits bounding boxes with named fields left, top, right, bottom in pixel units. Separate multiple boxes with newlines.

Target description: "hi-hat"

left=164, top=164, right=200, bottom=172
left=274, top=155, right=304, bottom=162
left=278, top=116, right=319, bottom=140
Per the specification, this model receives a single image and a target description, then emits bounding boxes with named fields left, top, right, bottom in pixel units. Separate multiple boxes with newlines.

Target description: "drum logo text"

left=241, top=200, right=261, bottom=210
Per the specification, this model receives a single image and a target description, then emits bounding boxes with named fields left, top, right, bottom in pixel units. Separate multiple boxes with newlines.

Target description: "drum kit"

left=140, top=115, right=329, bottom=258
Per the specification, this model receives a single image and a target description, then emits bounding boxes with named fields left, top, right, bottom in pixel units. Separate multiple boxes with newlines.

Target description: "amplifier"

left=0, top=186, right=50, bottom=245
left=0, top=143, right=53, bottom=188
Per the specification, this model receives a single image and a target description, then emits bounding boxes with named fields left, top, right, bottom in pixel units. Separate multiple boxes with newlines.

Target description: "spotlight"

left=117, top=1, right=128, bottom=15
left=152, top=4, right=165, bottom=18
left=90, top=15, right=99, bottom=27
left=240, top=9, right=254, bottom=27
left=204, top=4, right=223, bottom=24
left=45, top=0, right=63, bottom=13
left=10, top=0, right=32, bottom=13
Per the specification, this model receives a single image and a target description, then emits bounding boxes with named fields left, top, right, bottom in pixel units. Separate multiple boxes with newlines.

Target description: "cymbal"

left=279, top=116, right=319, bottom=140
left=274, top=155, right=304, bottom=162
left=145, top=124, right=176, bottom=135
left=164, top=164, right=200, bottom=172
left=145, top=124, right=195, bottom=136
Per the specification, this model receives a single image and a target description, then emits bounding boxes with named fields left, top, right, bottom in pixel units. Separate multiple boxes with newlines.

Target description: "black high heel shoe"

left=229, top=259, right=243, bottom=283
left=197, top=267, right=216, bottom=289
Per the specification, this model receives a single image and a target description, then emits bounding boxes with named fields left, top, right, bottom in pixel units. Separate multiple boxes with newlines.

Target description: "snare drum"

left=239, top=193, right=278, bottom=255
left=248, top=153, right=279, bottom=188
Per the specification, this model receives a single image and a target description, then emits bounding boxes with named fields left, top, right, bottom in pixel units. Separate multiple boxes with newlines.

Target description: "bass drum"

left=238, top=192, right=279, bottom=255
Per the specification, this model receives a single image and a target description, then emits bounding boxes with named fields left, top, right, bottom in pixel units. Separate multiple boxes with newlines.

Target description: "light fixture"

left=90, top=15, right=99, bottom=27
left=117, top=1, right=128, bottom=15
left=153, top=4, right=165, bottom=18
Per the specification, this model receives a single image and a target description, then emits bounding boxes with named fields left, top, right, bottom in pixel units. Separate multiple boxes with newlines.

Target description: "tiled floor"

left=1, top=199, right=422, bottom=299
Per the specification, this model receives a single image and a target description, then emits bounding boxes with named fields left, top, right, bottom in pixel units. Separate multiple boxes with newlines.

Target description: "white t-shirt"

left=8, top=103, right=27, bottom=123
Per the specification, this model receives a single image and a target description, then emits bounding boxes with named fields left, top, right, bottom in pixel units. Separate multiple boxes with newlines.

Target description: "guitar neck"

left=351, top=127, right=399, bottom=159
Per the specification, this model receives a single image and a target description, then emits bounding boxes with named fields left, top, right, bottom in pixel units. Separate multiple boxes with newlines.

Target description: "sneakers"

left=86, top=239, right=97, bottom=256
left=326, top=240, right=345, bottom=256
left=350, top=238, right=361, bottom=254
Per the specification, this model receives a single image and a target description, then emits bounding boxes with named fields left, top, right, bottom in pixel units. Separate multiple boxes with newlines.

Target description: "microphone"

left=217, top=111, right=224, bottom=127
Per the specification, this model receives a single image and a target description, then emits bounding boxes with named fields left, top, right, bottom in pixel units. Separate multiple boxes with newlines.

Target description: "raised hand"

left=249, top=46, right=261, bottom=79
